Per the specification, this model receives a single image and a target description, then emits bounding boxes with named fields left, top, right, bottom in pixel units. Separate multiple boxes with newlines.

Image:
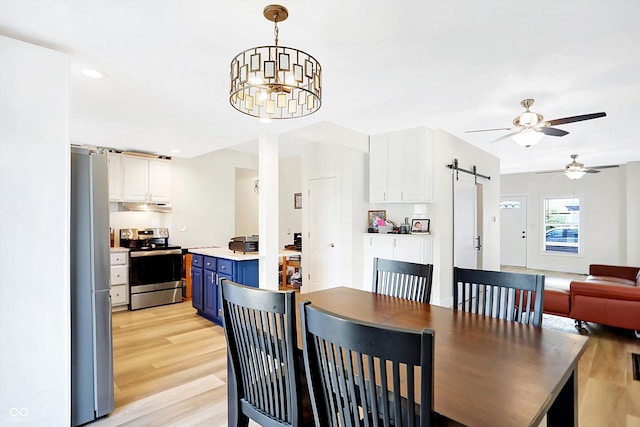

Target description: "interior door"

left=454, top=173, right=482, bottom=269
left=307, top=177, right=340, bottom=293
left=500, top=195, right=527, bottom=267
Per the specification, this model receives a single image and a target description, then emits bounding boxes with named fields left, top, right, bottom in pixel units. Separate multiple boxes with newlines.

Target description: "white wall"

left=234, top=167, right=259, bottom=237
left=301, top=140, right=368, bottom=290
left=501, top=165, right=629, bottom=273
left=278, top=156, right=302, bottom=249
left=431, top=129, right=501, bottom=305
left=168, top=149, right=258, bottom=248
left=626, top=161, right=640, bottom=265
left=0, top=36, right=70, bottom=425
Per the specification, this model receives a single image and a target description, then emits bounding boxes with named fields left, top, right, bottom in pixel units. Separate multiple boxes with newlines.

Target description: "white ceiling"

left=1, top=0, right=639, bottom=174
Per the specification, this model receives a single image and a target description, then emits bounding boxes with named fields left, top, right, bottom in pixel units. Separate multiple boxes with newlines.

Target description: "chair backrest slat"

left=373, top=258, right=434, bottom=303
left=301, top=301, right=435, bottom=427
left=452, top=267, right=545, bottom=327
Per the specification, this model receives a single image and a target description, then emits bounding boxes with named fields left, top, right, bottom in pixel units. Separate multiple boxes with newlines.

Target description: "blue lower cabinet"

left=191, top=254, right=258, bottom=326
left=204, top=269, right=217, bottom=320
left=191, top=267, right=203, bottom=311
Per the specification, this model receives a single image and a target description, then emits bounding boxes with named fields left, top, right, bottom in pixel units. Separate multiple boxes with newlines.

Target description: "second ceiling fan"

left=537, top=154, right=619, bottom=180
left=466, top=99, right=606, bottom=147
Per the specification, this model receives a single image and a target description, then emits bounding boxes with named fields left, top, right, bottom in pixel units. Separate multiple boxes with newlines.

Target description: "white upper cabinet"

left=108, top=152, right=123, bottom=201
left=122, top=155, right=171, bottom=203
left=369, top=127, right=434, bottom=203
left=148, top=158, right=171, bottom=202
left=369, top=134, right=388, bottom=202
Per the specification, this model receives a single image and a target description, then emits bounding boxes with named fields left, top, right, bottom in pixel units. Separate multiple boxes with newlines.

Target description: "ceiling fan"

left=466, top=99, right=606, bottom=147
left=538, top=154, right=619, bottom=180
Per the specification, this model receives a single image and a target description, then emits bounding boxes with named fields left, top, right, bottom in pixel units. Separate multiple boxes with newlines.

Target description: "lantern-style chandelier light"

left=229, top=4, right=322, bottom=120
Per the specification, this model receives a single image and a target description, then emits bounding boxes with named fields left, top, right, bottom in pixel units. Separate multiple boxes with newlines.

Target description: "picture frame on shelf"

left=367, top=210, right=387, bottom=229
left=294, top=192, right=302, bottom=209
left=411, top=218, right=430, bottom=233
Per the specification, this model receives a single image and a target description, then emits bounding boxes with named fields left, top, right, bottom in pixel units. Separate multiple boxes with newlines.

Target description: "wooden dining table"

left=295, top=286, right=589, bottom=427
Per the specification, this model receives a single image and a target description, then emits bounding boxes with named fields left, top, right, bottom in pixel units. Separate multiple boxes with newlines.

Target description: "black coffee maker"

left=293, top=233, right=302, bottom=250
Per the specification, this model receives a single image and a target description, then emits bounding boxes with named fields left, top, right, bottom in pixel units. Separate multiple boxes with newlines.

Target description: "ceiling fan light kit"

left=466, top=98, right=606, bottom=148
left=564, top=154, right=591, bottom=180
left=229, top=4, right=322, bottom=120
left=512, top=128, right=544, bottom=148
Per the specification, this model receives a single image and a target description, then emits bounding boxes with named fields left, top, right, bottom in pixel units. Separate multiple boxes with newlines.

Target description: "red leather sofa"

left=544, top=264, right=640, bottom=337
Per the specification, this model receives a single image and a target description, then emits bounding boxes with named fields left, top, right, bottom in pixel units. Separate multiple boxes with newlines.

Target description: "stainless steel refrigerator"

left=70, top=146, right=114, bottom=426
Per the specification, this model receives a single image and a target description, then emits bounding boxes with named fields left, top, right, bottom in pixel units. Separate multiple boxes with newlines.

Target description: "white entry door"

left=500, top=195, right=527, bottom=267
left=454, top=173, right=482, bottom=269
left=307, top=177, right=340, bottom=293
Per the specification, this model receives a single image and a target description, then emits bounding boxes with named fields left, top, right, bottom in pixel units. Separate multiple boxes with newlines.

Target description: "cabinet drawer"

left=110, top=252, right=128, bottom=265
left=217, top=259, right=233, bottom=276
left=191, top=254, right=203, bottom=268
left=110, top=265, right=128, bottom=285
left=110, top=285, right=128, bottom=305
left=204, top=256, right=216, bottom=270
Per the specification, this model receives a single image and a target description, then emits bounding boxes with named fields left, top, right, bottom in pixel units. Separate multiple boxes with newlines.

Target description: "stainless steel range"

left=120, top=228, right=182, bottom=310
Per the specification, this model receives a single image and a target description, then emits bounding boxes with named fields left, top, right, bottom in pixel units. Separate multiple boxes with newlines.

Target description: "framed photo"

left=411, top=218, right=430, bottom=233
left=368, top=210, right=387, bottom=228
left=294, top=193, right=302, bottom=209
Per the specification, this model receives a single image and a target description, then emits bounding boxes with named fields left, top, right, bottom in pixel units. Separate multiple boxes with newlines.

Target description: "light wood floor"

left=93, top=280, right=640, bottom=427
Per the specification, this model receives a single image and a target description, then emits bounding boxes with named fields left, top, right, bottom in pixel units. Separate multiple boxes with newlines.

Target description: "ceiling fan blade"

left=584, top=169, right=600, bottom=174
left=540, top=127, right=569, bottom=137
left=536, top=169, right=564, bottom=175
left=489, top=131, right=520, bottom=144
left=592, top=164, right=620, bottom=170
left=546, top=112, right=606, bottom=126
left=465, top=127, right=512, bottom=133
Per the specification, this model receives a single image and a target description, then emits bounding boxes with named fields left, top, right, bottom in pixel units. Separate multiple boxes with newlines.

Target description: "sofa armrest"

left=589, top=264, right=640, bottom=285
left=570, top=280, right=640, bottom=302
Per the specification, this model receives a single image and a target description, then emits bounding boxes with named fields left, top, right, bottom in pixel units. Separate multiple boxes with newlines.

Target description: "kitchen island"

left=188, top=247, right=258, bottom=325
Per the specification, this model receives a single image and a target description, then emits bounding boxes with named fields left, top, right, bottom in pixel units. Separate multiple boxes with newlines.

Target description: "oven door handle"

left=130, top=248, right=183, bottom=257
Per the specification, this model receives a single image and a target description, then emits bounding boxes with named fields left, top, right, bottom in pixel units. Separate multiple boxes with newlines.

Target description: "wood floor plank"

left=92, top=374, right=224, bottom=426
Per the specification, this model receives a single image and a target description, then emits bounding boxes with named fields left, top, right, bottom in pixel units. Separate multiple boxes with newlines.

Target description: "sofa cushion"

left=586, top=275, right=636, bottom=287
left=588, top=264, right=640, bottom=286
left=541, top=277, right=572, bottom=316
left=544, top=289, right=571, bottom=316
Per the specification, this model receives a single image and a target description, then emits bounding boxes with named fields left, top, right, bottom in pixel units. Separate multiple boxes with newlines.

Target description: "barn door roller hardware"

left=446, top=158, right=491, bottom=184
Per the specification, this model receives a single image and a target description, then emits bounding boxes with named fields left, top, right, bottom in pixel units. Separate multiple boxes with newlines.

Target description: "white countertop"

left=189, top=247, right=259, bottom=261
left=364, top=232, right=432, bottom=238
left=110, top=247, right=130, bottom=253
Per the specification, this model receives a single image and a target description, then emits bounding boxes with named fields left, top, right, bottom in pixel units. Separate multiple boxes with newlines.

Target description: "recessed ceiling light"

left=80, top=68, right=107, bottom=79
left=259, top=117, right=272, bottom=124
left=170, top=149, right=181, bottom=154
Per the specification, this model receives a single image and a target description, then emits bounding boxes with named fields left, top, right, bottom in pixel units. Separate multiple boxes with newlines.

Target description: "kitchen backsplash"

left=109, top=203, right=170, bottom=246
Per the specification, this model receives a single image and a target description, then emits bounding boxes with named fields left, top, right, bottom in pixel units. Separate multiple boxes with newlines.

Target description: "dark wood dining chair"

left=221, top=279, right=313, bottom=427
left=373, top=257, right=434, bottom=303
left=300, top=301, right=435, bottom=427
left=452, top=267, right=545, bottom=327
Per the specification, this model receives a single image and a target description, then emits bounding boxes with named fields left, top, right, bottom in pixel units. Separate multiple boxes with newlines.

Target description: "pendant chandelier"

left=229, top=4, right=322, bottom=120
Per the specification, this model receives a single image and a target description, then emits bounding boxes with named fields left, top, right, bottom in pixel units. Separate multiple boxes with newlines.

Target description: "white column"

left=258, top=133, right=279, bottom=290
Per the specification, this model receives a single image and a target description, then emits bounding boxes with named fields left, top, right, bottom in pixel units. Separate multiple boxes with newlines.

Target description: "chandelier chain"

left=274, top=15, right=279, bottom=46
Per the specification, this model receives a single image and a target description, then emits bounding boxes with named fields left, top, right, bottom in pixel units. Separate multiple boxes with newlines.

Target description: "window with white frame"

left=543, top=196, right=580, bottom=254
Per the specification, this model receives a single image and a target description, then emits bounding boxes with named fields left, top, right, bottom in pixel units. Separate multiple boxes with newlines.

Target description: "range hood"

left=122, top=202, right=172, bottom=213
